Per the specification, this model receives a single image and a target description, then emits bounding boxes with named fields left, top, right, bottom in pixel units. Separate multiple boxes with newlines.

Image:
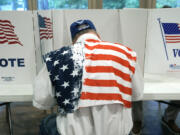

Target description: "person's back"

left=79, top=37, right=136, bottom=108
left=57, top=32, right=142, bottom=135
left=33, top=19, right=143, bottom=135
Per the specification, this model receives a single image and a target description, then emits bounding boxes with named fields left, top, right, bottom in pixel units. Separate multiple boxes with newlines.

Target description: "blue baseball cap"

left=70, top=19, right=96, bottom=40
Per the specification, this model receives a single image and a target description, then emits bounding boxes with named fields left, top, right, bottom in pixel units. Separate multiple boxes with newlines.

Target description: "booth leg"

left=158, top=101, right=162, bottom=117
left=6, top=104, right=9, bottom=123
left=6, top=103, right=13, bottom=135
left=0, top=102, right=13, bottom=135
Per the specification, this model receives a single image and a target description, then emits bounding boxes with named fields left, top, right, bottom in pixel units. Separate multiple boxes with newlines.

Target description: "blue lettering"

left=0, top=58, right=25, bottom=67
left=17, top=58, right=25, bottom=67
left=0, top=58, right=8, bottom=67
left=8, top=58, right=16, bottom=67
left=173, top=49, right=180, bottom=57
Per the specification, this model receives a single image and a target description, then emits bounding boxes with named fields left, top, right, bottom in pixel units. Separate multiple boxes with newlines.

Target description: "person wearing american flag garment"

left=33, top=19, right=143, bottom=135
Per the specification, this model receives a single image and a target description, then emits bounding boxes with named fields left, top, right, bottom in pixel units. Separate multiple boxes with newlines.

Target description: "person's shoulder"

left=101, top=41, right=136, bottom=57
left=51, top=46, right=71, bottom=54
left=104, top=41, right=137, bottom=62
left=45, top=46, right=71, bottom=59
left=115, top=42, right=136, bottom=55
left=44, top=45, right=72, bottom=72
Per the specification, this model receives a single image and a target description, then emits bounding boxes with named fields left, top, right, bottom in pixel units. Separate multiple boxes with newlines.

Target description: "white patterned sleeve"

left=33, top=64, right=56, bottom=110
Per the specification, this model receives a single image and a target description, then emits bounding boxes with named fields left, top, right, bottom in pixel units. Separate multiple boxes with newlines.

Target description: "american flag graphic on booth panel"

left=162, top=23, right=180, bottom=44
left=38, top=14, right=53, bottom=40
left=0, top=19, right=22, bottom=46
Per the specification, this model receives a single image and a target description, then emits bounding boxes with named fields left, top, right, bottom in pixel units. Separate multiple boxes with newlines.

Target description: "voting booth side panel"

left=52, top=10, right=66, bottom=50
left=64, top=9, right=121, bottom=45
left=37, top=10, right=53, bottom=57
left=119, top=9, right=148, bottom=73
left=33, top=10, right=43, bottom=74
left=145, top=8, right=180, bottom=74
left=33, top=10, right=54, bottom=74
left=0, top=11, right=36, bottom=85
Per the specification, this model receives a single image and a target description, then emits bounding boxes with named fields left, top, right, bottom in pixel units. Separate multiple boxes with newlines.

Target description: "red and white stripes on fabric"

left=79, top=39, right=136, bottom=108
left=0, top=20, right=22, bottom=46
left=40, top=17, right=53, bottom=40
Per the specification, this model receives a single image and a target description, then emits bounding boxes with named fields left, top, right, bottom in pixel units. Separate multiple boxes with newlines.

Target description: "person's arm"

left=33, top=64, right=56, bottom=110
left=131, top=61, right=144, bottom=101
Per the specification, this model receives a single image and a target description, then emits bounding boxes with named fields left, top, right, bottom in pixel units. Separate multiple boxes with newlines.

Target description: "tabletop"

left=0, top=74, right=180, bottom=102
left=143, top=73, right=180, bottom=100
left=0, top=84, right=33, bottom=102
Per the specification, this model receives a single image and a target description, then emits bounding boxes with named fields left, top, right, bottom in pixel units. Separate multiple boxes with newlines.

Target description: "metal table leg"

left=0, top=102, right=13, bottom=135
left=6, top=103, right=13, bottom=135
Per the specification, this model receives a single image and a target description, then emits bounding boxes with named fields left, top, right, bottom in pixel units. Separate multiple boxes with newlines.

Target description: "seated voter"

left=162, top=101, right=180, bottom=134
left=33, top=19, right=143, bottom=135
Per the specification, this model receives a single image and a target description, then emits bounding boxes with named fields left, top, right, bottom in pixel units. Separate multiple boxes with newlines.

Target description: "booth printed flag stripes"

left=0, top=19, right=22, bottom=46
left=38, top=14, right=53, bottom=40
left=162, top=23, right=180, bottom=44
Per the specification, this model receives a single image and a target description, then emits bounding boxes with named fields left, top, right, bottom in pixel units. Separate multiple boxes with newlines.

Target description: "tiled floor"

left=142, top=101, right=180, bottom=135
left=0, top=101, right=180, bottom=135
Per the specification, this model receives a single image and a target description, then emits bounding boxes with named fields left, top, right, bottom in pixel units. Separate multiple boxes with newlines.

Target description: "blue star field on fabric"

left=45, top=43, right=84, bottom=114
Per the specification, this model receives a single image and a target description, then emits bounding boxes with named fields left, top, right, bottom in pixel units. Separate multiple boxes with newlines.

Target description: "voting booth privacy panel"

left=145, top=8, right=180, bottom=75
left=52, top=10, right=65, bottom=49
left=52, top=10, right=121, bottom=49
left=120, top=9, right=148, bottom=72
left=33, top=10, right=54, bottom=73
left=52, top=9, right=147, bottom=71
left=0, top=11, right=36, bottom=85
left=65, top=10, right=121, bottom=44
left=143, top=8, right=180, bottom=100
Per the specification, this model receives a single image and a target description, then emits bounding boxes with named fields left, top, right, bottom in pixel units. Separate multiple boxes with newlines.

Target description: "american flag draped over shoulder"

left=162, top=23, right=180, bottom=43
left=38, top=14, right=53, bottom=40
left=79, top=39, right=136, bottom=108
left=45, top=39, right=136, bottom=114
left=45, top=42, right=84, bottom=114
left=0, top=19, right=22, bottom=46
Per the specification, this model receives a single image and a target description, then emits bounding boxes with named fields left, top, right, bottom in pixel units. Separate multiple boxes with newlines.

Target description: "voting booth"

left=145, top=8, right=180, bottom=74
left=0, top=11, right=36, bottom=102
left=144, top=8, right=180, bottom=100
left=0, top=11, right=36, bottom=88
left=119, top=9, right=148, bottom=72
left=0, top=9, right=180, bottom=102
left=1, top=9, right=180, bottom=135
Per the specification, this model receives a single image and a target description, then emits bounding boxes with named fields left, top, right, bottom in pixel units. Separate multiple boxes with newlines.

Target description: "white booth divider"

left=33, top=10, right=43, bottom=74
left=33, top=10, right=54, bottom=73
left=143, top=8, right=180, bottom=100
left=0, top=11, right=36, bottom=101
left=145, top=8, right=180, bottom=74
left=119, top=9, right=148, bottom=73
left=52, top=10, right=65, bottom=50
left=0, top=11, right=36, bottom=85
left=64, top=9, right=121, bottom=44
left=53, top=9, right=121, bottom=49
